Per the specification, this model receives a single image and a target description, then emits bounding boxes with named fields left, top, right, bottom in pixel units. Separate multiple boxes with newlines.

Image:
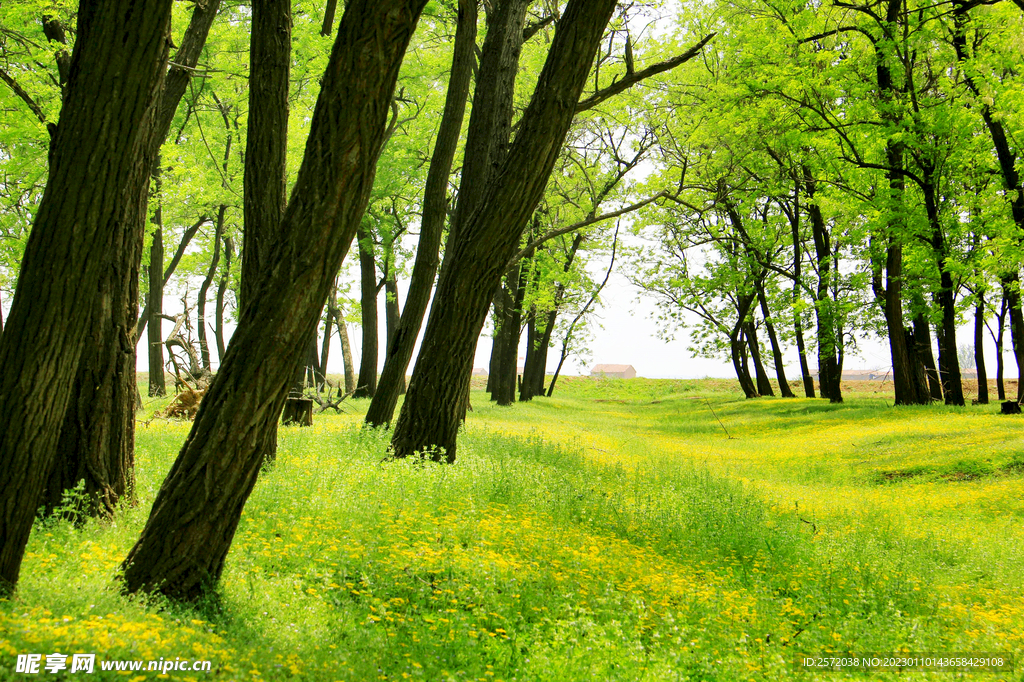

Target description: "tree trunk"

left=911, top=306, right=943, bottom=401
left=917, top=169, right=964, bottom=406
left=993, top=291, right=1007, bottom=401
left=120, top=0, right=429, bottom=601
left=320, top=307, right=332, bottom=387
left=365, top=0, right=477, bottom=426
left=136, top=216, right=207, bottom=340
left=47, top=0, right=221, bottom=528
left=745, top=321, right=774, bottom=396
left=238, top=0, right=291, bottom=461
left=1002, top=274, right=1024, bottom=402
left=240, top=0, right=290, bottom=312
left=197, top=207, right=225, bottom=372
left=391, top=0, right=619, bottom=461
left=148, top=177, right=166, bottom=397
left=495, top=263, right=528, bottom=406
left=215, top=236, right=233, bottom=363
left=488, top=280, right=512, bottom=399
left=803, top=165, right=841, bottom=403
left=382, top=274, right=405, bottom=394
left=873, top=147, right=924, bottom=405
left=330, top=286, right=357, bottom=395
left=354, top=224, right=378, bottom=398
left=756, top=280, right=794, bottom=397
left=0, top=0, right=174, bottom=593
left=788, top=181, right=815, bottom=398
left=731, top=332, right=759, bottom=399
left=905, top=327, right=931, bottom=402
left=519, top=308, right=548, bottom=401
left=975, top=292, right=988, bottom=404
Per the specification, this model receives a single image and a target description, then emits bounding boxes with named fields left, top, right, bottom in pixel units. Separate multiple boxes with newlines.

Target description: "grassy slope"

left=1, top=378, right=1022, bottom=681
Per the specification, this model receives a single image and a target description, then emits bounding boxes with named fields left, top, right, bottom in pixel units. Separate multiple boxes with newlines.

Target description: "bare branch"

left=575, top=33, right=716, bottom=113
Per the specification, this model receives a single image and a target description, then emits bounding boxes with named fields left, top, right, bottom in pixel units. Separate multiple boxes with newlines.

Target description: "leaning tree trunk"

left=756, top=281, right=794, bottom=397
left=745, top=321, right=775, bottom=397
left=239, top=0, right=291, bottom=461
left=365, top=0, right=477, bottom=426
left=730, top=332, right=759, bottom=399
left=354, top=223, right=378, bottom=398
left=391, top=0, right=619, bottom=461
left=47, top=0, right=221, bottom=525
left=120, top=0, right=429, bottom=601
left=0, top=0, right=174, bottom=593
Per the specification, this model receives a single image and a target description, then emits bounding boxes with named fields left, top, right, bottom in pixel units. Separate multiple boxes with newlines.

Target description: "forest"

left=0, top=0, right=1023, bottom=678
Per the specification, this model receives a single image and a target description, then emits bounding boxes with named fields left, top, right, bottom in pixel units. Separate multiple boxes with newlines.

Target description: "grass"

left=2, top=377, right=1023, bottom=680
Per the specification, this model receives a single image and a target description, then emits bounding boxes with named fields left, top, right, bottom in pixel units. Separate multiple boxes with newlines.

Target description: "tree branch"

left=575, top=33, right=716, bottom=113
left=509, top=191, right=664, bottom=265
left=0, top=67, right=48, bottom=127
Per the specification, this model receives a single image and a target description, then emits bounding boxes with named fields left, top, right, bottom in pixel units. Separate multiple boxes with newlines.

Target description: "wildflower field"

left=2, top=377, right=1023, bottom=681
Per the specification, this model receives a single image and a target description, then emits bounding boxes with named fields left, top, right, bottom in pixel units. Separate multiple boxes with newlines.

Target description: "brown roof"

left=591, top=364, right=635, bottom=373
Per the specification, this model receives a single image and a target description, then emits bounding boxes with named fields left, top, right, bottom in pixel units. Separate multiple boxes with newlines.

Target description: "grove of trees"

left=0, top=0, right=1021, bottom=600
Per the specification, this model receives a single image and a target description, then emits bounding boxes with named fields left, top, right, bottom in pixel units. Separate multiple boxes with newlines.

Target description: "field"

left=2, top=377, right=1023, bottom=680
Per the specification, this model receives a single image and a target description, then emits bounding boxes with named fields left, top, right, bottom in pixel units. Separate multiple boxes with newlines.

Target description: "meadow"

left=2, top=376, right=1023, bottom=681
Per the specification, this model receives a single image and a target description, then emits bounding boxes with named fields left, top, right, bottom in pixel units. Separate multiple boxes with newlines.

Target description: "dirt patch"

left=874, top=468, right=930, bottom=484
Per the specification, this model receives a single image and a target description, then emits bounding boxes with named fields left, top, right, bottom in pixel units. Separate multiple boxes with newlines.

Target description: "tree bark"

left=911, top=303, right=942, bottom=401
left=788, top=191, right=815, bottom=398
left=365, top=0, right=477, bottom=426
left=121, top=0, right=429, bottom=601
left=215, top=236, right=233, bottom=363
left=197, top=207, right=225, bottom=372
left=240, top=0, right=290, bottom=313
left=494, top=263, right=528, bottom=406
left=745, top=321, right=774, bottom=396
left=975, top=292, right=988, bottom=404
left=329, top=285, right=357, bottom=395
left=354, top=224, right=378, bottom=398
left=136, top=216, right=207, bottom=339
left=1001, top=274, right=1024, bottom=402
left=994, top=291, right=1007, bottom=401
left=520, top=307, right=549, bottom=401
left=48, top=0, right=221, bottom=526
left=0, top=0, right=174, bottom=593
left=755, top=280, right=794, bottom=397
left=803, top=166, right=842, bottom=403
left=239, top=0, right=291, bottom=460
left=148, top=170, right=166, bottom=397
left=382, top=274, right=405, bottom=394
left=391, top=0, right=619, bottom=461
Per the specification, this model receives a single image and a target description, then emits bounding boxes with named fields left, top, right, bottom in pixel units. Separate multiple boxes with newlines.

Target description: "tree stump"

left=282, top=397, right=314, bottom=426
left=1000, top=400, right=1021, bottom=415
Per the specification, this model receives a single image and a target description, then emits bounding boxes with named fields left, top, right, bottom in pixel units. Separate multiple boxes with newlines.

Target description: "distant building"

left=591, top=364, right=637, bottom=379
left=471, top=368, right=488, bottom=376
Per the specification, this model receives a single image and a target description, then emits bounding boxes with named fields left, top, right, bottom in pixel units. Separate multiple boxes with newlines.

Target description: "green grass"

left=2, top=378, right=1023, bottom=680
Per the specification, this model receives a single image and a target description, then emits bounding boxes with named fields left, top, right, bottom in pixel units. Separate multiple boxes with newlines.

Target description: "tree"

left=391, top=0, right=636, bottom=461
left=121, top=0, right=429, bottom=601
left=365, top=0, right=478, bottom=426
left=0, top=0, right=175, bottom=593
left=44, top=0, right=224, bottom=518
